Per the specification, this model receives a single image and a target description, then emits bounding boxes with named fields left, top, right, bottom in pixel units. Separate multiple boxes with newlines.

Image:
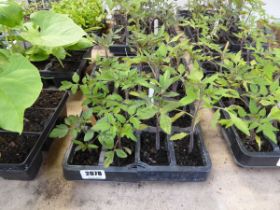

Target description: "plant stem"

left=156, top=113, right=160, bottom=151
left=189, top=99, right=202, bottom=154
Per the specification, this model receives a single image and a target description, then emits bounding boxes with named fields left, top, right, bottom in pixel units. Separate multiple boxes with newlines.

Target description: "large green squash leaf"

left=21, top=11, right=86, bottom=48
left=0, top=50, right=42, bottom=133
left=0, top=0, right=23, bottom=27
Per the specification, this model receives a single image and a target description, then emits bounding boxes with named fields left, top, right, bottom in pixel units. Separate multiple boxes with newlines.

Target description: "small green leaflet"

left=50, top=124, right=69, bottom=138
left=115, top=149, right=127, bottom=158
left=170, top=132, right=188, bottom=141
left=160, top=114, right=172, bottom=134
left=227, top=111, right=250, bottom=136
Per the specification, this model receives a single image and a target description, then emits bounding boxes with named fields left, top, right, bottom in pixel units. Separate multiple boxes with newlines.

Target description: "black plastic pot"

left=0, top=89, right=68, bottom=180
left=220, top=104, right=280, bottom=168
left=34, top=49, right=91, bottom=88
left=63, top=125, right=211, bottom=182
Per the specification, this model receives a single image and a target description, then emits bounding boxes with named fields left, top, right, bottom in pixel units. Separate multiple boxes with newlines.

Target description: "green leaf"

left=21, top=11, right=86, bottom=48
left=0, top=0, right=23, bottom=27
left=0, top=51, right=42, bottom=133
left=104, top=151, right=114, bottom=168
left=84, top=130, right=94, bottom=142
left=130, top=117, right=141, bottom=129
left=249, top=99, right=259, bottom=114
left=170, top=132, right=188, bottom=141
left=88, top=144, right=98, bottom=149
left=72, top=73, right=80, bottom=83
left=156, top=43, right=168, bottom=57
left=66, top=37, right=93, bottom=50
left=50, top=124, right=69, bottom=138
left=123, top=147, right=132, bottom=155
left=137, top=106, right=158, bottom=120
left=188, top=61, right=203, bottom=82
left=180, top=88, right=197, bottom=106
left=160, top=114, right=172, bottom=134
left=227, top=111, right=250, bottom=136
left=255, top=135, right=262, bottom=152
left=171, top=111, right=186, bottom=123
left=260, top=123, right=277, bottom=144
left=60, top=81, right=73, bottom=91
left=93, top=117, right=110, bottom=132
left=268, top=106, right=280, bottom=121
left=115, top=149, right=127, bottom=159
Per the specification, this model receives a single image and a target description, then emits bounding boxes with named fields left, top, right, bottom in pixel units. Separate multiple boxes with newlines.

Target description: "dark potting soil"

left=238, top=132, right=274, bottom=152
left=70, top=134, right=102, bottom=165
left=140, top=132, right=169, bottom=165
left=143, top=117, right=157, bottom=127
left=32, top=90, right=65, bottom=109
left=0, top=133, right=38, bottom=164
left=200, top=61, right=220, bottom=74
left=65, top=51, right=85, bottom=62
left=112, top=138, right=136, bottom=167
left=49, top=61, right=80, bottom=72
left=71, top=148, right=101, bottom=166
left=33, top=60, right=50, bottom=71
left=24, top=109, right=54, bottom=132
left=174, top=135, right=204, bottom=166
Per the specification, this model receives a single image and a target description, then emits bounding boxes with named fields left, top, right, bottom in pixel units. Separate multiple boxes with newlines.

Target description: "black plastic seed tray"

left=0, top=90, right=68, bottom=180
left=220, top=103, right=280, bottom=168
left=34, top=49, right=91, bottom=87
left=63, top=125, right=211, bottom=182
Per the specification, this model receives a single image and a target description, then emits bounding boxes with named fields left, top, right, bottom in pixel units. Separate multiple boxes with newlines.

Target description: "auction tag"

left=80, top=170, right=106, bottom=180
left=277, top=159, right=280, bottom=167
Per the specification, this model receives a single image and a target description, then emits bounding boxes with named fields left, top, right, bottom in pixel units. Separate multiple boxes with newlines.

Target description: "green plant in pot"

left=51, top=64, right=146, bottom=167
left=0, top=0, right=42, bottom=133
left=1, top=0, right=93, bottom=62
left=51, top=0, right=106, bottom=33
left=213, top=50, right=280, bottom=151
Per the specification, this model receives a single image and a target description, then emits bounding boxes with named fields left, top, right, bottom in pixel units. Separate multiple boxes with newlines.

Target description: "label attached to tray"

left=277, top=159, right=280, bottom=167
left=80, top=170, right=106, bottom=180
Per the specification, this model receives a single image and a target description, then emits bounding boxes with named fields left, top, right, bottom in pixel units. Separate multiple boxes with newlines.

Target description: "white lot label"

left=277, top=159, right=280, bottom=167
left=80, top=170, right=106, bottom=180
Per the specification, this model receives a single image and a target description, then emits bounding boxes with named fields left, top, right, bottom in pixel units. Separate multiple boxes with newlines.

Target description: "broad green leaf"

left=227, top=111, right=250, bottom=136
left=104, top=151, right=114, bottom=168
left=249, top=99, right=259, bottom=114
left=0, top=0, right=23, bottom=27
left=93, top=117, right=110, bottom=132
left=72, top=73, right=80, bottom=83
left=188, top=61, right=203, bottom=82
left=170, top=132, right=188, bottom=141
left=156, top=43, right=168, bottom=57
left=84, top=130, right=94, bottom=142
left=137, top=106, right=157, bottom=120
left=160, top=114, right=172, bottom=134
left=268, top=106, right=280, bottom=121
left=66, top=37, right=93, bottom=51
left=98, top=130, right=115, bottom=149
left=115, top=149, right=127, bottom=159
left=0, top=51, right=42, bottom=133
left=21, top=11, right=86, bottom=48
left=50, top=124, right=69, bottom=138
left=180, top=88, right=197, bottom=106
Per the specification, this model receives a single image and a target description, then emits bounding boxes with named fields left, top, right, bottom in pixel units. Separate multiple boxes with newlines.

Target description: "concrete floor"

left=0, top=94, right=279, bottom=210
